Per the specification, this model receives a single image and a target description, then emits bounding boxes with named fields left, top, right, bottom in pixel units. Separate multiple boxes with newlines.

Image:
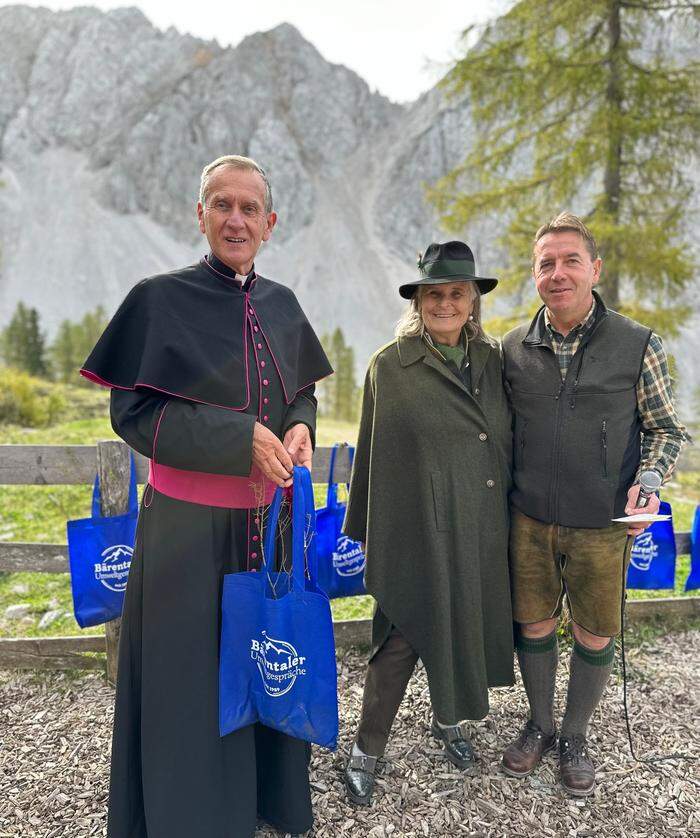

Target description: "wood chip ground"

left=1, top=630, right=698, bottom=837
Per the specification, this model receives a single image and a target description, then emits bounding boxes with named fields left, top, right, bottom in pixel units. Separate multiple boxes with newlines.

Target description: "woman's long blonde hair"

left=395, top=281, right=495, bottom=345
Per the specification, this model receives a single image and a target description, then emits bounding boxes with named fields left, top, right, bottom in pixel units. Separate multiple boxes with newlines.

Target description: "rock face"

left=0, top=5, right=697, bottom=409
left=0, top=6, right=412, bottom=362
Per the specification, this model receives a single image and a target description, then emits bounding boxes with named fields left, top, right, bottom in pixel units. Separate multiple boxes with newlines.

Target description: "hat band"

left=420, top=258, right=477, bottom=279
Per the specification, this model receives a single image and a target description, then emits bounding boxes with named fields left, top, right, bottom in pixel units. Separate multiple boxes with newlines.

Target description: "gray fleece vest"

left=503, top=297, right=651, bottom=528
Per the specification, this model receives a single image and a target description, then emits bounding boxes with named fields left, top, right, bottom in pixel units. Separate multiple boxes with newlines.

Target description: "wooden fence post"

left=97, top=440, right=132, bottom=686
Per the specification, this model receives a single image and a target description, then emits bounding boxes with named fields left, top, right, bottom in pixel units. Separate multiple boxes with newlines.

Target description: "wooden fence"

left=0, top=442, right=352, bottom=680
left=0, top=442, right=698, bottom=680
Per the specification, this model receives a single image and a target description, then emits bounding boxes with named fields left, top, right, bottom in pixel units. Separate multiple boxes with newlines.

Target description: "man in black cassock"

left=82, top=155, right=332, bottom=838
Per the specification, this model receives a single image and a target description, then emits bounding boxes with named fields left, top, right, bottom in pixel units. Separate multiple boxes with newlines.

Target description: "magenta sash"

left=148, top=461, right=276, bottom=509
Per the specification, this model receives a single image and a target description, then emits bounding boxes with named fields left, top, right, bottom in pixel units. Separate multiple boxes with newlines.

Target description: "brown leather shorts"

left=509, top=507, right=632, bottom=637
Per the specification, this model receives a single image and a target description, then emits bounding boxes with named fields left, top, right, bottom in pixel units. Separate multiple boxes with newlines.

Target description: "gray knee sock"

left=516, top=631, right=558, bottom=735
left=561, top=638, right=615, bottom=738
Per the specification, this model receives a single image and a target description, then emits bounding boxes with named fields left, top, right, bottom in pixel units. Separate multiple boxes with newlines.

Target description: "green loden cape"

left=343, top=335, right=515, bottom=723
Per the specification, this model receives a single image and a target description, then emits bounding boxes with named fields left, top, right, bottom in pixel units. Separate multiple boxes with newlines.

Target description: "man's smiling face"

left=197, top=165, right=276, bottom=274
left=532, top=231, right=601, bottom=329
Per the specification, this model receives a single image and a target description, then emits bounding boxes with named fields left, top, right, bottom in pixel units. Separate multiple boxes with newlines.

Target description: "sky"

left=25, top=0, right=514, bottom=102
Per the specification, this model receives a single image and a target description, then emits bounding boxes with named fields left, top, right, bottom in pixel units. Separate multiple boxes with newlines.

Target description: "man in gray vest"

left=500, top=212, right=688, bottom=796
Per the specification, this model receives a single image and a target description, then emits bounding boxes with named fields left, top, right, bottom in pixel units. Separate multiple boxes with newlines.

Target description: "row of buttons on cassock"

left=250, top=304, right=266, bottom=563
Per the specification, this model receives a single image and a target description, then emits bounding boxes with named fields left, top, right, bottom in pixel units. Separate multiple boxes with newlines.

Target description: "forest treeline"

left=0, top=303, right=361, bottom=423
left=1, top=303, right=108, bottom=384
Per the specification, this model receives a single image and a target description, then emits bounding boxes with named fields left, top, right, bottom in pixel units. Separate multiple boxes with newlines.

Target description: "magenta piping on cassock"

left=251, top=300, right=331, bottom=404
left=246, top=294, right=264, bottom=418
left=250, top=300, right=291, bottom=404
left=79, top=359, right=253, bottom=412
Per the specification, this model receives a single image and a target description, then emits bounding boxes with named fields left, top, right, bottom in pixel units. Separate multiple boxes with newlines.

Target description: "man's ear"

left=262, top=211, right=278, bottom=242
left=197, top=201, right=205, bottom=234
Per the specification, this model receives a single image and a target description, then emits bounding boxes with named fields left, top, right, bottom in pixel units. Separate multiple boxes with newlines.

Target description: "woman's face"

left=420, top=281, right=474, bottom=346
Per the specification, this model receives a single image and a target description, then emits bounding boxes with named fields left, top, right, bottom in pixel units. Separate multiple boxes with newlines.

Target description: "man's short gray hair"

left=199, top=155, right=273, bottom=214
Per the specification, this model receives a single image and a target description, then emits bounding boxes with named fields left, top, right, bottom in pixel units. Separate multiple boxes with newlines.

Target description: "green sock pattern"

left=517, top=632, right=558, bottom=654
left=573, top=638, right=615, bottom=666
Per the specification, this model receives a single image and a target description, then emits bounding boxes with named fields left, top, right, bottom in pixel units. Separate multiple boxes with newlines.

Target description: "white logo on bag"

left=250, top=631, right=307, bottom=697
left=93, top=544, right=132, bottom=592
left=332, top=535, right=365, bottom=577
left=630, top=532, right=657, bottom=572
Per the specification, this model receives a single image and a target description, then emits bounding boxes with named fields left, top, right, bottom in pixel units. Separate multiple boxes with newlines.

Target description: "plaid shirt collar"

left=544, top=298, right=597, bottom=341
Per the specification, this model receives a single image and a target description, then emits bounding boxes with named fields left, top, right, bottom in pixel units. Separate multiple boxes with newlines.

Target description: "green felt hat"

left=399, top=240, right=498, bottom=299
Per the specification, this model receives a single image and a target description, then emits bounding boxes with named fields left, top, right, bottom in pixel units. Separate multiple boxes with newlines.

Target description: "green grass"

left=1, top=406, right=698, bottom=638
left=0, top=571, right=82, bottom=638
left=315, top=417, right=358, bottom=447
left=1, top=415, right=115, bottom=445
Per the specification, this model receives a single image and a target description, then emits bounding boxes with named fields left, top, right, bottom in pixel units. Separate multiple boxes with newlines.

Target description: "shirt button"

left=474, top=388, right=480, bottom=395
left=262, top=379, right=269, bottom=386
left=479, top=433, right=488, bottom=441
left=263, top=397, right=269, bottom=405
left=263, top=415, right=269, bottom=422
left=249, top=307, right=254, bottom=315
left=254, top=517, right=260, bottom=525
left=260, top=360, right=266, bottom=368
left=253, top=326, right=259, bottom=333
left=486, top=479, right=495, bottom=488
left=257, top=342, right=263, bottom=350
left=252, top=535, right=259, bottom=542
left=250, top=552, right=258, bottom=559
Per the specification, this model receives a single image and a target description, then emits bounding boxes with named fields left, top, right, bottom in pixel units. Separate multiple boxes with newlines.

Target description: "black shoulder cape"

left=81, top=257, right=332, bottom=408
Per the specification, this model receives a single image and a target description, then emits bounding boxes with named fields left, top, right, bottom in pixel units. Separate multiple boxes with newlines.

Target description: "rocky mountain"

left=0, top=5, right=697, bottom=411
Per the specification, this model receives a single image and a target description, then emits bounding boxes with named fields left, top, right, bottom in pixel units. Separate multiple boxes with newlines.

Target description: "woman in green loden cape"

left=343, top=240, right=514, bottom=805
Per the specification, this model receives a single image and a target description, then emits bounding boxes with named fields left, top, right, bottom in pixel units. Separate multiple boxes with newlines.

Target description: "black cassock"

left=82, top=254, right=332, bottom=838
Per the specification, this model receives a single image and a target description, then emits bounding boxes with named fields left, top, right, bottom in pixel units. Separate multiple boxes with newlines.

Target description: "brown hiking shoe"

left=501, top=720, right=557, bottom=778
left=559, top=734, right=595, bottom=796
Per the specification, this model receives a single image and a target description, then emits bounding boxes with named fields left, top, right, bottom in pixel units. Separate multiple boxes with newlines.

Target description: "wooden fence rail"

left=0, top=442, right=697, bottom=677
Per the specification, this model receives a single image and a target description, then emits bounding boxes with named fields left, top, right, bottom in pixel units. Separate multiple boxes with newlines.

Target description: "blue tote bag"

left=219, top=466, right=338, bottom=749
left=626, top=500, right=676, bottom=589
left=685, top=505, right=700, bottom=591
left=315, top=444, right=366, bottom=599
left=67, top=455, right=137, bottom=628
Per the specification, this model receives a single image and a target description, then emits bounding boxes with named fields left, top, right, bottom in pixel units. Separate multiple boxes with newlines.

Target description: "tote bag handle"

left=325, top=444, right=339, bottom=509
left=325, top=444, right=355, bottom=509
left=262, top=466, right=317, bottom=592
left=294, top=466, right=318, bottom=588
left=91, top=452, right=138, bottom=519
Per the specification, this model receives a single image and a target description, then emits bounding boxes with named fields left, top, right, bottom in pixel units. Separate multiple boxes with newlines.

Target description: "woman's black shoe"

left=344, top=752, right=377, bottom=806
left=431, top=721, right=479, bottom=772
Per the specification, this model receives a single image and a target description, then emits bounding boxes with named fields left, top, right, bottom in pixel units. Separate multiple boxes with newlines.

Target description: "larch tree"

left=430, top=0, right=700, bottom=335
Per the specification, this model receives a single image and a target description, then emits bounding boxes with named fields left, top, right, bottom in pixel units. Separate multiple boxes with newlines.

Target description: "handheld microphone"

left=635, top=469, right=662, bottom=509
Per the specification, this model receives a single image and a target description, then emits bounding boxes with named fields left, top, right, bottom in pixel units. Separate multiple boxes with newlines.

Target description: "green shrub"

left=0, top=367, right=66, bottom=427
